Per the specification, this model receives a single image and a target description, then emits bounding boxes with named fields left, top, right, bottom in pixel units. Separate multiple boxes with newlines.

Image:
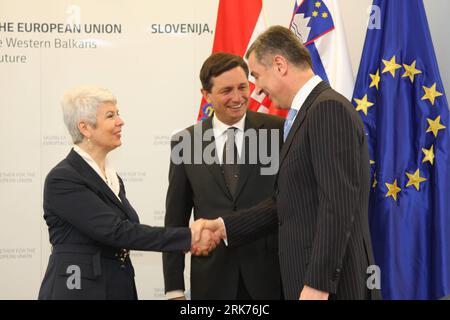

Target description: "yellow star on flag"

left=315, top=1, right=321, bottom=7
left=426, top=116, right=446, bottom=137
left=422, top=145, right=435, bottom=165
left=312, top=10, right=319, bottom=17
left=385, top=179, right=401, bottom=201
left=402, top=60, right=422, bottom=83
left=322, top=12, right=328, bottom=18
left=370, top=160, right=375, bottom=165
left=422, top=83, right=443, bottom=106
left=354, top=94, right=374, bottom=116
left=369, top=69, right=381, bottom=90
left=405, top=169, right=427, bottom=191
left=382, top=55, right=402, bottom=77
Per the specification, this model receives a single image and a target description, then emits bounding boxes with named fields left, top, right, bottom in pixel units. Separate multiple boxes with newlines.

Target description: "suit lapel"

left=66, top=149, right=129, bottom=217
left=201, top=117, right=234, bottom=201
left=279, top=81, right=330, bottom=167
left=117, top=180, right=140, bottom=223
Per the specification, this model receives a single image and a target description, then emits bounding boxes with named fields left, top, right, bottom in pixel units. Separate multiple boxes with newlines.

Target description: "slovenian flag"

left=290, top=0, right=354, bottom=100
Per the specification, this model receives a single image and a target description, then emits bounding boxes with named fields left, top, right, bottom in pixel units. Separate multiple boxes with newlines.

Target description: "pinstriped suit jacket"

left=224, top=82, right=380, bottom=300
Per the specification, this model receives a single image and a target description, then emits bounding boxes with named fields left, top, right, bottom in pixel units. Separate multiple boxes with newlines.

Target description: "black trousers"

left=236, top=271, right=252, bottom=300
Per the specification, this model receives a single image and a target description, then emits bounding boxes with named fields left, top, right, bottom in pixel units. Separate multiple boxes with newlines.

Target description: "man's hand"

left=190, top=218, right=226, bottom=242
left=190, top=218, right=226, bottom=256
left=299, top=285, right=329, bottom=300
left=190, top=228, right=219, bottom=256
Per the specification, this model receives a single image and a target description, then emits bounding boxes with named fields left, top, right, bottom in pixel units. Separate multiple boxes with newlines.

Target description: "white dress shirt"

left=212, top=113, right=246, bottom=164
left=289, top=75, right=322, bottom=122
left=73, top=145, right=121, bottom=202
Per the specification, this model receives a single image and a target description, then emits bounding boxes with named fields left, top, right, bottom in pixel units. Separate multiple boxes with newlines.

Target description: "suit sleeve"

left=303, top=100, right=362, bottom=294
left=162, top=139, right=194, bottom=293
left=44, top=169, right=191, bottom=252
left=221, top=115, right=282, bottom=246
left=222, top=196, right=278, bottom=247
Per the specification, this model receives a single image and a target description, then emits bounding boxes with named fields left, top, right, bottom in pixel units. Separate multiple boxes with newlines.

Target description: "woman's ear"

left=78, top=121, right=91, bottom=139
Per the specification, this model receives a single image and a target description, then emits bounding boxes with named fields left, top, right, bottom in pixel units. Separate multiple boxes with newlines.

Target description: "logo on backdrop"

left=148, top=23, right=213, bottom=35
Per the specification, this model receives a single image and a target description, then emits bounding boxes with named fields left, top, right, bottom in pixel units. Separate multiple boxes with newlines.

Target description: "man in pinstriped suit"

left=193, top=26, right=380, bottom=300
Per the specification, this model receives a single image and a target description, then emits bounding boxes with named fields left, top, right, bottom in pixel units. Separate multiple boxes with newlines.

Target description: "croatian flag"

left=197, top=0, right=287, bottom=120
left=290, top=0, right=354, bottom=100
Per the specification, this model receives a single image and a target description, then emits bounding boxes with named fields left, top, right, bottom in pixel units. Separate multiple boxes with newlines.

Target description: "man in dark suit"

left=194, top=26, right=380, bottom=300
left=163, top=53, right=284, bottom=300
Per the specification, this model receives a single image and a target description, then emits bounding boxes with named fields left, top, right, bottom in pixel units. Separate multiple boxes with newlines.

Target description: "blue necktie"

left=283, top=108, right=298, bottom=142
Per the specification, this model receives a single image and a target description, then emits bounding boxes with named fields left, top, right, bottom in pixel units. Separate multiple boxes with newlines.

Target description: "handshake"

left=188, top=218, right=226, bottom=256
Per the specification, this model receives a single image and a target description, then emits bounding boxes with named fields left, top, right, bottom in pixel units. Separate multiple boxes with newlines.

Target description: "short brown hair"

left=200, top=52, right=249, bottom=92
left=246, top=25, right=312, bottom=69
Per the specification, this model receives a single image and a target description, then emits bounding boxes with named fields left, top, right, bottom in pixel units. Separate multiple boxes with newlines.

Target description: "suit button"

left=275, top=188, right=279, bottom=195
left=278, top=220, right=283, bottom=226
left=233, top=206, right=237, bottom=211
left=333, top=268, right=341, bottom=280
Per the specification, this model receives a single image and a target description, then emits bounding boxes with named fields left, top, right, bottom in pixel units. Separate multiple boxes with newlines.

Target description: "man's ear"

left=201, top=88, right=211, bottom=103
left=273, top=55, right=288, bottom=75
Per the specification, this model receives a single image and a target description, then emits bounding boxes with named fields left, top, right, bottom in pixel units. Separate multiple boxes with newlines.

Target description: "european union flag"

left=353, top=0, right=450, bottom=299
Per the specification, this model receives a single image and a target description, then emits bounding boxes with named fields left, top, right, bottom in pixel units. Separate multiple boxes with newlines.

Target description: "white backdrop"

left=0, top=0, right=448, bottom=299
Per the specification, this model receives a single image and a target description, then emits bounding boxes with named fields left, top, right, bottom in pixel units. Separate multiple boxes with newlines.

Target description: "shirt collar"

left=73, top=144, right=110, bottom=173
left=73, top=145, right=121, bottom=200
left=290, top=75, right=322, bottom=112
left=212, top=113, right=246, bottom=137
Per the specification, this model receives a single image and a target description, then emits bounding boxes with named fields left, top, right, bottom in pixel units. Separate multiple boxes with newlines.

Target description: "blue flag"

left=353, top=0, right=450, bottom=299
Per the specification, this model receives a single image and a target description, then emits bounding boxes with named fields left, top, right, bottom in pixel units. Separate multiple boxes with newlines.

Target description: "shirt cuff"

left=166, top=290, right=185, bottom=300
left=218, top=217, right=228, bottom=246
